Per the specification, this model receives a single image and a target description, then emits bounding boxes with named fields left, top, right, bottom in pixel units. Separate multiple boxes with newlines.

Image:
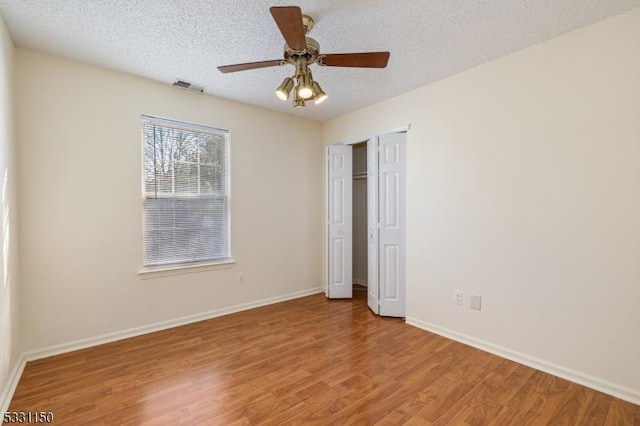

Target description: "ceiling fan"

left=217, top=6, right=390, bottom=107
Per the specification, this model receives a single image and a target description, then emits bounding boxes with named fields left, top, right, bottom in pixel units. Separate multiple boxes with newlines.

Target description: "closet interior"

left=352, top=142, right=368, bottom=289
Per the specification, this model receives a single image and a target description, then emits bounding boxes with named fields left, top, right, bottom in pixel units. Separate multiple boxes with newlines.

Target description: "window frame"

left=139, top=114, right=233, bottom=275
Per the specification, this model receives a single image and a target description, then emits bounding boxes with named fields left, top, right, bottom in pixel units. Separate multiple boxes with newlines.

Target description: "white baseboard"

left=0, top=354, right=26, bottom=414
left=405, top=316, right=640, bottom=406
left=353, top=279, right=368, bottom=287
left=24, top=287, right=323, bottom=362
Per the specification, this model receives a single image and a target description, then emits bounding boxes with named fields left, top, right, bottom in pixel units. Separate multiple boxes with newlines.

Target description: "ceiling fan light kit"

left=217, top=6, right=390, bottom=108
left=276, top=77, right=295, bottom=100
left=311, top=81, right=327, bottom=105
left=297, top=72, right=313, bottom=99
left=293, top=90, right=306, bottom=108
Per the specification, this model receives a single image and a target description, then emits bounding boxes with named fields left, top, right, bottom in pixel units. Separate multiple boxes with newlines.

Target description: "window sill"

left=138, top=259, right=236, bottom=279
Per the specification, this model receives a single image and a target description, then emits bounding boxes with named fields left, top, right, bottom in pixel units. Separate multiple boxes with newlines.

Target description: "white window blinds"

left=142, top=115, right=230, bottom=267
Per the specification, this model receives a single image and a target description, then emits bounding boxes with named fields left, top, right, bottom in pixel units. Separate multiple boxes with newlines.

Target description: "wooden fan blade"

left=321, top=52, right=390, bottom=68
left=217, top=60, right=283, bottom=74
left=270, top=6, right=306, bottom=51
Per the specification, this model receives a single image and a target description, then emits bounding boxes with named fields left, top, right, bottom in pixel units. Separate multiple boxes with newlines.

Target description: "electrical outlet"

left=454, top=290, right=463, bottom=305
left=470, top=294, right=482, bottom=311
left=238, top=272, right=245, bottom=285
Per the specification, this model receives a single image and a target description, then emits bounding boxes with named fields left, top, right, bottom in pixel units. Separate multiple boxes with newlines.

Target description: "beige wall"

left=323, top=8, right=640, bottom=398
left=0, top=13, right=19, bottom=406
left=15, top=49, right=323, bottom=351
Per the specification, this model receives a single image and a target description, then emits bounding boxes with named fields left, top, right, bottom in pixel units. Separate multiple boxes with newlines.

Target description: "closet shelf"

left=353, top=171, right=367, bottom=180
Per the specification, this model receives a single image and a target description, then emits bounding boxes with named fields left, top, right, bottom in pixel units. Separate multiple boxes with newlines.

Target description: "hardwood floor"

left=9, top=287, right=640, bottom=425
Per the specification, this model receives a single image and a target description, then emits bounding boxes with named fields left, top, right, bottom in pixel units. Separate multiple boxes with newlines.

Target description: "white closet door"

left=378, top=132, right=406, bottom=317
left=327, top=145, right=353, bottom=298
left=367, top=138, right=379, bottom=313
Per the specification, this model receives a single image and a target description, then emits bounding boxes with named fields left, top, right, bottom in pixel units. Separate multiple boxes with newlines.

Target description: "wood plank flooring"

left=9, top=287, right=640, bottom=425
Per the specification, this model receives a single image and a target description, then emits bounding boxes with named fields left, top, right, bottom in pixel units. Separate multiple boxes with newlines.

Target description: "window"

left=142, top=115, right=230, bottom=268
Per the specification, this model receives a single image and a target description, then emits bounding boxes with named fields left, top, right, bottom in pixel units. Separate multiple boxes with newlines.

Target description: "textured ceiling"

left=1, top=1, right=638, bottom=121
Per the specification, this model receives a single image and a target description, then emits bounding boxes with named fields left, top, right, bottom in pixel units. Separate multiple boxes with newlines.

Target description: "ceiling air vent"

left=173, top=79, right=204, bottom=93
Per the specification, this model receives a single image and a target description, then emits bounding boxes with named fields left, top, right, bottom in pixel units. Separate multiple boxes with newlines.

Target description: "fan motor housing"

left=284, top=36, right=320, bottom=61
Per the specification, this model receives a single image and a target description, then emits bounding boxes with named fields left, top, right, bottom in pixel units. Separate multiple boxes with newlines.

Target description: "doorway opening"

left=327, top=130, right=407, bottom=317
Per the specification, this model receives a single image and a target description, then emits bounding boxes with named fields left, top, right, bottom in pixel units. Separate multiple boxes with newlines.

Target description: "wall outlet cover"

left=471, top=294, right=482, bottom=311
